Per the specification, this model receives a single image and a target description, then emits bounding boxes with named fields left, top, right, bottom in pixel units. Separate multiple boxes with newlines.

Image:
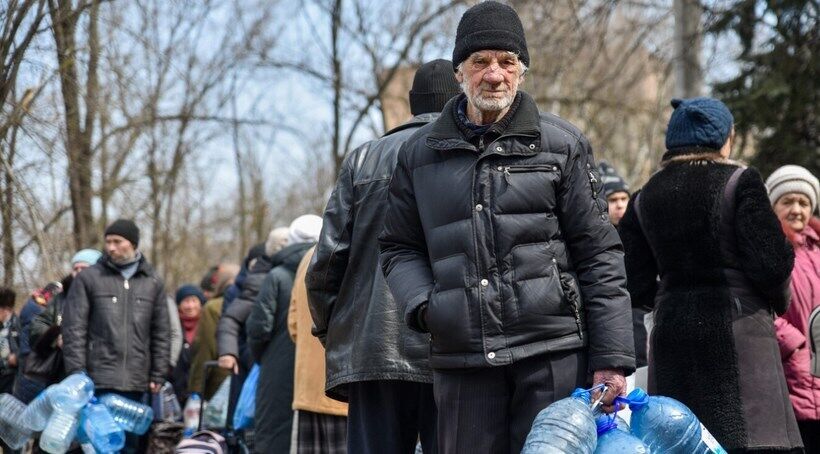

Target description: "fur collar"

left=659, top=152, right=746, bottom=169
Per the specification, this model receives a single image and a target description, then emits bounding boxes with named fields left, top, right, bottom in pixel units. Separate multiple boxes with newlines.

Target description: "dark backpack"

left=175, top=430, right=228, bottom=454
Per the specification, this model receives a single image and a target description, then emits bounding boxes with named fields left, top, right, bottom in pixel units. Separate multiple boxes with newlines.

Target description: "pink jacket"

left=775, top=217, right=820, bottom=421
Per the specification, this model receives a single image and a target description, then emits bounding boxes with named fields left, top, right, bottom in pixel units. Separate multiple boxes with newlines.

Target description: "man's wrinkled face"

left=773, top=192, right=812, bottom=232
left=607, top=192, right=630, bottom=226
left=456, top=50, right=524, bottom=113
left=105, top=234, right=136, bottom=263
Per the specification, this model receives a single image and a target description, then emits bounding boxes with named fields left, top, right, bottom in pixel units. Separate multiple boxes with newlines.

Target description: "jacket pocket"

left=426, top=288, right=474, bottom=354
left=511, top=242, right=566, bottom=316
left=494, top=163, right=560, bottom=213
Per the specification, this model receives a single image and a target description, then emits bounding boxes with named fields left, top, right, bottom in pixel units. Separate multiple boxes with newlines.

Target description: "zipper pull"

left=587, top=164, right=598, bottom=184
left=504, top=166, right=511, bottom=184
left=124, top=279, right=129, bottom=290
left=573, top=307, right=584, bottom=340
left=478, top=136, right=485, bottom=153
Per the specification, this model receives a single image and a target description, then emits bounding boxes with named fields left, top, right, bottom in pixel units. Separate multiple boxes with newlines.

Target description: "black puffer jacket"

left=63, top=255, right=170, bottom=391
left=216, top=254, right=276, bottom=370
left=379, top=93, right=635, bottom=372
left=307, top=114, right=437, bottom=401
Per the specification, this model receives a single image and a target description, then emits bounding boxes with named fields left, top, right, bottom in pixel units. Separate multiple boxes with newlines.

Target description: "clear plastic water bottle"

left=39, top=409, right=80, bottom=454
left=22, top=385, right=56, bottom=431
left=594, top=416, right=649, bottom=453
left=183, top=393, right=202, bottom=437
left=0, top=393, right=33, bottom=450
left=76, top=424, right=98, bottom=454
left=521, top=389, right=597, bottom=454
left=51, top=372, right=95, bottom=412
left=98, top=393, right=154, bottom=435
left=202, top=376, right=230, bottom=428
left=81, top=398, right=125, bottom=452
left=152, top=381, right=182, bottom=422
left=626, top=388, right=727, bottom=454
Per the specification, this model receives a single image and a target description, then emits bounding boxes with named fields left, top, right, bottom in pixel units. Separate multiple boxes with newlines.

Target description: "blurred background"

left=0, top=0, right=816, bottom=294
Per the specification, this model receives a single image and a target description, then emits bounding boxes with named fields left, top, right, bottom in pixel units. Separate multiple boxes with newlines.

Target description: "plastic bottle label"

left=700, top=423, right=728, bottom=454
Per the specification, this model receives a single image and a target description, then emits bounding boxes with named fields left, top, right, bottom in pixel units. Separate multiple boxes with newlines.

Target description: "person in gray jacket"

left=62, top=219, right=170, bottom=453
left=307, top=59, right=461, bottom=454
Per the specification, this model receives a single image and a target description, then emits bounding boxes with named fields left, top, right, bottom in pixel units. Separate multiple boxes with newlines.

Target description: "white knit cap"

left=765, top=165, right=819, bottom=214
left=287, top=214, right=323, bottom=245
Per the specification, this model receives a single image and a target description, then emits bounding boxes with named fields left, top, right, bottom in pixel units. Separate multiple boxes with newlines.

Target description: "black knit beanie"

left=452, top=1, right=529, bottom=70
left=409, top=59, right=462, bottom=115
left=105, top=219, right=140, bottom=247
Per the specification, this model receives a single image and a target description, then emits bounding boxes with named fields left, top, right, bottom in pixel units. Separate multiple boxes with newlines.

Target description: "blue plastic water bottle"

left=51, top=373, right=95, bottom=412
left=81, top=398, right=126, bottom=452
left=626, top=388, right=727, bottom=454
left=39, top=409, right=80, bottom=454
left=21, top=385, right=56, bottom=431
left=99, top=393, right=154, bottom=435
left=596, top=413, right=629, bottom=432
left=594, top=415, right=649, bottom=453
left=521, top=388, right=597, bottom=454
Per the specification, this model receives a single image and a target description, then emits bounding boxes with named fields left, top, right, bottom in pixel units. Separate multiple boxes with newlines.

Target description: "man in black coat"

left=307, top=59, right=461, bottom=454
left=378, top=2, right=635, bottom=452
left=63, top=219, right=170, bottom=453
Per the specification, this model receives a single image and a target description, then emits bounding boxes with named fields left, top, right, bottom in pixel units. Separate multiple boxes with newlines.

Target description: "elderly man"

left=378, top=2, right=635, bottom=452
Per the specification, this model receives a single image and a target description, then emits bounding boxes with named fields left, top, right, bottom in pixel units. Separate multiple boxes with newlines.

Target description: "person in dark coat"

left=216, top=231, right=287, bottom=427
left=171, top=284, right=206, bottom=405
left=306, top=59, right=461, bottom=454
left=378, top=3, right=635, bottom=452
left=62, top=219, right=170, bottom=454
left=0, top=286, right=21, bottom=454
left=597, top=161, right=648, bottom=368
left=619, top=97, right=803, bottom=452
left=247, top=215, right=322, bottom=454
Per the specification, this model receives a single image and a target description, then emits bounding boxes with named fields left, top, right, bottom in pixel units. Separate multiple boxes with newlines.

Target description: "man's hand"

left=592, top=368, right=626, bottom=413
left=6, top=353, right=16, bottom=367
left=218, top=354, right=239, bottom=374
left=149, top=381, right=162, bottom=394
left=57, top=335, right=63, bottom=349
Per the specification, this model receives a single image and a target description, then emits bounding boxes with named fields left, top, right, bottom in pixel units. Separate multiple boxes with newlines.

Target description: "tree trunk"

left=1, top=141, right=15, bottom=286
left=673, top=0, right=702, bottom=97
left=49, top=0, right=98, bottom=249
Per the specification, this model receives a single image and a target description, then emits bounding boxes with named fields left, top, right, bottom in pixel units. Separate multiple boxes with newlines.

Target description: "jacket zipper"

left=553, top=260, right=583, bottom=340
left=122, top=278, right=129, bottom=388
left=503, top=164, right=558, bottom=184
left=586, top=163, right=607, bottom=220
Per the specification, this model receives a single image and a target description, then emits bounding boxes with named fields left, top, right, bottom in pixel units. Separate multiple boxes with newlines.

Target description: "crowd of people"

left=0, top=2, right=818, bottom=454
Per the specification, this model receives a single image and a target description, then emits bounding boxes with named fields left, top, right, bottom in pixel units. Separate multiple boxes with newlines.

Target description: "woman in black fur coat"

left=619, top=98, right=803, bottom=453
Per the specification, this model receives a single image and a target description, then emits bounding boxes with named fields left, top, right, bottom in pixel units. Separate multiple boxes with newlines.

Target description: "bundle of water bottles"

left=0, top=372, right=153, bottom=453
left=522, top=386, right=729, bottom=454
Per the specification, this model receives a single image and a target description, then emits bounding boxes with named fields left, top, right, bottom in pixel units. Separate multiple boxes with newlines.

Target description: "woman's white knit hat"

left=765, top=165, right=819, bottom=214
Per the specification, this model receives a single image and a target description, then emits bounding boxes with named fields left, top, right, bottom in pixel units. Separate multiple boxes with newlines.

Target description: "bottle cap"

left=626, top=388, right=649, bottom=409
left=571, top=387, right=591, bottom=403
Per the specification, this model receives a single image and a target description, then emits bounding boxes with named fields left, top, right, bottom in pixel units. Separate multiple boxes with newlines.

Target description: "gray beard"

left=461, top=80, right=516, bottom=114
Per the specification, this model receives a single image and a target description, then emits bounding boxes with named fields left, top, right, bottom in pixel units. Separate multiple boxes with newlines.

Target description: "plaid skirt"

left=290, top=410, right=347, bottom=454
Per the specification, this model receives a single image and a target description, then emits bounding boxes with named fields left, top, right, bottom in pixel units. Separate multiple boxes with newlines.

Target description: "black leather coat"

left=306, top=114, right=438, bottom=401
left=379, top=93, right=635, bottom=372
